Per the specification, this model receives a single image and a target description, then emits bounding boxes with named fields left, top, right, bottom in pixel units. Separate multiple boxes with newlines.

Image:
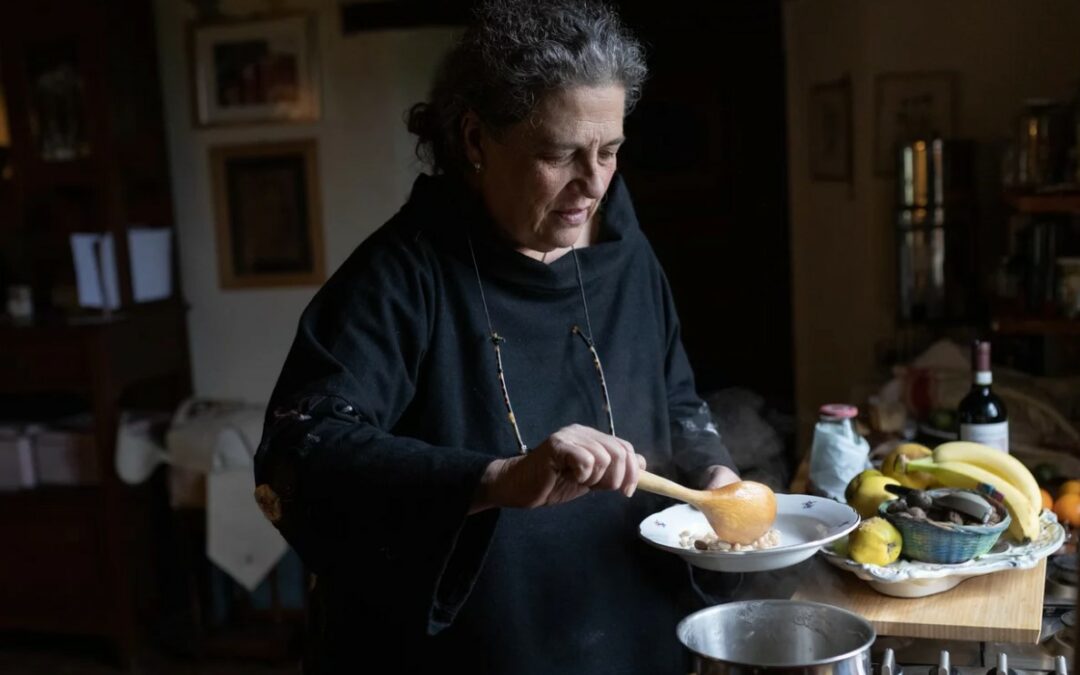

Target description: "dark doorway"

left=618, top=0, right=793, bottom=412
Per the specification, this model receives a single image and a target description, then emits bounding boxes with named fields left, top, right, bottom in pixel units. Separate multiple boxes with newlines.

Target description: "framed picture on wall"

left=190, top=14, right=320, bottom=126
left=340, top=1, right=469, bottom=33
left=874, top=71, right=957, bottom=176
left=210, top=140, right=325, bottom=288
left=807, top=75, right=852, bottom=182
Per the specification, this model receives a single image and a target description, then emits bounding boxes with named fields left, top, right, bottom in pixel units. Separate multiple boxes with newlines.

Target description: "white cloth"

left=166, top=399, right=265, bottom=473
left=163, top=398, right=287, bottom=591
left=207, top=468, right=288, bottom=592
left=116, top=413, right=168, bottom=484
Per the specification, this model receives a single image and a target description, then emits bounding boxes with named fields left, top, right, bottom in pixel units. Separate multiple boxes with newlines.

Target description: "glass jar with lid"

left=808, top=404, right=871, bottom=501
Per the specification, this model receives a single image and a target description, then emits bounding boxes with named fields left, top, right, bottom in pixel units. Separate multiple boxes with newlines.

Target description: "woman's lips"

left=554, top=207, right=589, bottom=225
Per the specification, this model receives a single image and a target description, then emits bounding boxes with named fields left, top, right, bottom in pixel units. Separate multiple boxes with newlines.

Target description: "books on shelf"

left=0, top=428, right=36, bottom=490
left=34, top=428, right=99, bottom=486
left=0, top=420, right=98, bottom=490
left=70, top=227, right=173, bottom=310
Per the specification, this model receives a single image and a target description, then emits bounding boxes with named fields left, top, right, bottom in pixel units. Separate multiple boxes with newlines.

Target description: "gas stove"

left=1047, top=553, right=1078, bottom=605
left=870, top=551, right=1077, bottom=675
left=873, top=644, right=1069, bottom=675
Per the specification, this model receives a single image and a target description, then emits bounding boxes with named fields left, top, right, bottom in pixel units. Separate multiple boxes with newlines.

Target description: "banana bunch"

left=903, top=441, right=1042, bottom=543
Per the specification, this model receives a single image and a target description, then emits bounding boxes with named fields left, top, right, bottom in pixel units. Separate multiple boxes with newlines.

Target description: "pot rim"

left=677, top=599, right=876, bottom=668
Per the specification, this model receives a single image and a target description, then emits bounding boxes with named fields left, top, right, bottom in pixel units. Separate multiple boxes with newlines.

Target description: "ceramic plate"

left=820, top=509, right=1066, bottom=597
left=639, top=494, right=860, bottom=573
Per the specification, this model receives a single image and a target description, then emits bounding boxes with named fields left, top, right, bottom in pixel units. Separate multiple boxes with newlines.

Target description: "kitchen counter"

left=791, top=556, right=1046, bottom=643
left=717, top=554, right=1066, bottom=673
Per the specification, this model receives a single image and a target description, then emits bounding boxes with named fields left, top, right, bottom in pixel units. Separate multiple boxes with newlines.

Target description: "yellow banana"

left=882, top=443, right=934, bottom=488
left=933, top=441, right=1042, bottom=513
left=906, top=459, right=1040, bottom=543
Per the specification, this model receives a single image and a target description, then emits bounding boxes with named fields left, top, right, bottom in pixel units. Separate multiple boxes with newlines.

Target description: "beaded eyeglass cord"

left=466, top=232, right=615, bottom=454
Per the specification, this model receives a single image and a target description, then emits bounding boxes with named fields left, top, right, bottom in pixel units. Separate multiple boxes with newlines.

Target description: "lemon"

left=848, top=517, right=902, bottom=566
left=845, top=469, right=900, bottom=519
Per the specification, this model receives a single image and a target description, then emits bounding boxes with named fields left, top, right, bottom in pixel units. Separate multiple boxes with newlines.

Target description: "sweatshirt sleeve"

left=253, top=230, right=498, bottom=634
left=658, top=272, right=739, bottom=488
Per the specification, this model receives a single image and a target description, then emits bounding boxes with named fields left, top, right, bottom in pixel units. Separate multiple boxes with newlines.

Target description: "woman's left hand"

left=702, top=465, right=740, bottom=490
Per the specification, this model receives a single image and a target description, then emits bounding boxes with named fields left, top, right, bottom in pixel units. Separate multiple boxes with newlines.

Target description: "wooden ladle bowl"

left=637, top=471, right=778, bottom=545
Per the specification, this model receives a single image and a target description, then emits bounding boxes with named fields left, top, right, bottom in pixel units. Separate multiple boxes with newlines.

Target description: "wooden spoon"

left=637, top=471, right=778, bottom=545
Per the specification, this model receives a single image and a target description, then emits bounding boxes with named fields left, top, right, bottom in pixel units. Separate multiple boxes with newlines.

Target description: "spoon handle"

left=636, top=471, right=702, bottom=505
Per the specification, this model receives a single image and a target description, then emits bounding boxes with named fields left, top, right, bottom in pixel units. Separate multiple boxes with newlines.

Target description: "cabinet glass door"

left=24, top=40, right=90, bottom=162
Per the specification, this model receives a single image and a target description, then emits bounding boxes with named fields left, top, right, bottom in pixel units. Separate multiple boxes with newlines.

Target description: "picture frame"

left=210, top=140, right=325, bottom=289
left=807, top=75, right=852, bottom=183
left=189, top=14, right=320, bottom=127
left=340, top=1, right=470, bottom=33
left=874, top=72, right=957, bottom=176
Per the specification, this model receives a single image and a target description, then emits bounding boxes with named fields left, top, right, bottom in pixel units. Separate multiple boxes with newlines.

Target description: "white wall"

left=784, top=0, right=1080, bottom=450
left=154, top=0, right=458, bottom=403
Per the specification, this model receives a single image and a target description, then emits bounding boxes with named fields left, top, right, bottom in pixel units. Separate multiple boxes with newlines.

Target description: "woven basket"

left=879, top=489, right=1010, bottom=564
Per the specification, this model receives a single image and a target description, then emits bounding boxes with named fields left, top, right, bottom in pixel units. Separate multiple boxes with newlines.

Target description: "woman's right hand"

left=469, top=424, right=646, bottom=513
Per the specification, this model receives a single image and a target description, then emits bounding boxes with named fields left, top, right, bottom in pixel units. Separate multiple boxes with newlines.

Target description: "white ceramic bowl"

left=639, top=493, right=860, bottom=573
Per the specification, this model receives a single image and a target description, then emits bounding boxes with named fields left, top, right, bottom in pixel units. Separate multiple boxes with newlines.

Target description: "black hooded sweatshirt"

left=254, top=172, right=737, bottom=674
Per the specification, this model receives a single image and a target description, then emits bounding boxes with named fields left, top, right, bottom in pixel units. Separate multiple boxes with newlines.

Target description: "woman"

left=254, top=0, right=739, bottom=672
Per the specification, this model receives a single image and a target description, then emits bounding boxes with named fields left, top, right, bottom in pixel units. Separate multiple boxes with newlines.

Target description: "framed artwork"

left=340, top=1, right=469, bottom=33
left=189, top=14, right=320, bottom=126
left=210, top=140, right=325, bottom=288
left=807, top=75, right=852, bottom=183
left=874, top=72, right=957, bottom=176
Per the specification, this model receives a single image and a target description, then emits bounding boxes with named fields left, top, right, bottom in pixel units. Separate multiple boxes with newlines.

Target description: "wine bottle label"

left=960, top=422, right=1009, bottom=453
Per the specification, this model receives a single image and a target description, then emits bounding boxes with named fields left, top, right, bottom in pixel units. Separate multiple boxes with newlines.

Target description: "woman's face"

left=466, top=85, right=626, bottom=259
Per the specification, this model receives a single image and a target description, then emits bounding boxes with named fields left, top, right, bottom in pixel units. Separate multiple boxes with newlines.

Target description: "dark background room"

left=0, top=0, right=1078, bottom=672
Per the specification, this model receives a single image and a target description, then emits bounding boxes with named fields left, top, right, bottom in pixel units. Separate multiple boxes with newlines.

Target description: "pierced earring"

left=473, top=162, right=482, bottom=174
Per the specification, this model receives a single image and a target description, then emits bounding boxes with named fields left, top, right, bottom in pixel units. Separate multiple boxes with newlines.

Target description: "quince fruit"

left=844, top=468, right=881, bottom=501
left=881, top=443, right=935, bottom=489
left=848, top=517, right=903, bottom=566
left=845, top=469, right=900, bottom=519
left=829, top=538, right=850, bottom=558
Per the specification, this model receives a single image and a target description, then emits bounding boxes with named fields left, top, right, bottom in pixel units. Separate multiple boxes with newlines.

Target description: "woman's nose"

left=576, top=155, right=607, bottom=198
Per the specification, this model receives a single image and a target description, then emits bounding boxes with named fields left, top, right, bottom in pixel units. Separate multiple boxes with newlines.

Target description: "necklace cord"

left=467, top=236, right=616, bottom=453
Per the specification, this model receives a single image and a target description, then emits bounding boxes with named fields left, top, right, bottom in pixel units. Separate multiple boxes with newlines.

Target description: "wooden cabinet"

left=992, top=316, right=1080, bottom=336
left=994, top=192, right=1080, bottom=331
left=0, top=306, right=191, bottom=663
left=0, top=487, right=110, bottom=636
left=1004, top=192, right=1080, bottom=216
left=992, top=192, right=1080, bottom=374
left=0, top=0, right=191, bottom=664
left=0, top=0, right=176, bottom=312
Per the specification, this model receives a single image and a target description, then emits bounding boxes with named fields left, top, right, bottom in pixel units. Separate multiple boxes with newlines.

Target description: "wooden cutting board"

left=792, top=557, right=1046, bottom=643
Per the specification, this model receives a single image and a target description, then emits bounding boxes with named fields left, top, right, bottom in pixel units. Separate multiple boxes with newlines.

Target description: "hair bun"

left=406, top=102, right=433, bottom=142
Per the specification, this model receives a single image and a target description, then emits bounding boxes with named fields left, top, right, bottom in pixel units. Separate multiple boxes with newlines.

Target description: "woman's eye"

left=543, top=153, right=574, bottom=164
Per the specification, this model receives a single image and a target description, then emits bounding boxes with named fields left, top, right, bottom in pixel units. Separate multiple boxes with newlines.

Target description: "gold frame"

left=210, top=139, right=325, bottom=289
left=188, top=13, right=320, bottom=128
left=873, top=71, right=957, bottom=176
left=808, top=75, right=853, bottom=183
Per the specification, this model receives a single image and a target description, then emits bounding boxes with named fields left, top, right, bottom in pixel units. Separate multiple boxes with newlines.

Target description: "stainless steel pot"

left=677, top=600, right=875, bottom=675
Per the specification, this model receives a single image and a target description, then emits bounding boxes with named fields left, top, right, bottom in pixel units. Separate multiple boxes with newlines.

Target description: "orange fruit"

left=1053, top=493, right=1080, bottom=527
left=1059, top=480, right=1080, bottom=496
left=1041, top=489, right=1054, bottom=510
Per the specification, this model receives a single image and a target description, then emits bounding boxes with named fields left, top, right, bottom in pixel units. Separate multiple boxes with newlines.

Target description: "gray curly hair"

left=407, top=0, right=647, bottom=176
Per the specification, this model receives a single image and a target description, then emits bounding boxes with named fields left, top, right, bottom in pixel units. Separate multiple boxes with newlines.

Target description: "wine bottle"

left=958, top=340, right=1009, bottom=452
